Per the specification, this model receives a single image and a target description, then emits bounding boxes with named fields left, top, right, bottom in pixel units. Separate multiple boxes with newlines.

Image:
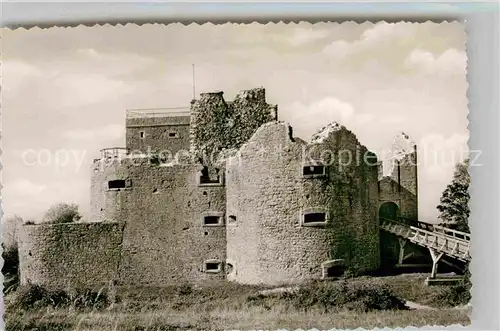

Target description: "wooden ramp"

left=380, top=218, right=470, bottom=262
left=380, top=218, right=470, bottom=280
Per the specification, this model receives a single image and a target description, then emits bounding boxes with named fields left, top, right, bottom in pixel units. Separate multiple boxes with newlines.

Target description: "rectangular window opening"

left=200, top=166, right=221, bottom=184
left=303, top=165, right=325, bottom=176
left=205, top=262, right=220, bottom=271
left=304, top=212, right=326, bottom=224
left=321, top=259, right=345, bottom=279
left=140, top=131, right=145, bottom=139
left=168, top=132, right=179, bottom=138
left=228, top=215, right=237, bottom=224
left=204, top=216, right=221, bottom=226
left=108, top=180, right=126, bottom=190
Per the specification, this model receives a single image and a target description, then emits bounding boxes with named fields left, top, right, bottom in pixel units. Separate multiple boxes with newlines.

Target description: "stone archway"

left=379, top=201, right=400, bottom=222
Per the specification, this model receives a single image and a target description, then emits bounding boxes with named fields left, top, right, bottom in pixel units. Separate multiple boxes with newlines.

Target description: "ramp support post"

left=429, top=248, right=444, bottom=279
left=398, top=238, right=408, bottom=265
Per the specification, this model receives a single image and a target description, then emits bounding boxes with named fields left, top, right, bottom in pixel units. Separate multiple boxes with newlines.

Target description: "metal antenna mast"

left=192, top=64, right=196, bottom=99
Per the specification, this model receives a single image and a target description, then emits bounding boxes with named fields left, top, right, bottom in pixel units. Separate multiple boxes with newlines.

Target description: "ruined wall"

left=378, top=133, right=418, bottom=268
left=378, top=176, right=418, bottom=222
left=126, top=116, right=191, bottom=156
left=378, top=133, right=418, bottom=223
left=91, top=156, right=227, bottom=285
left=226, top=122, right=379, bottom=285
left=18, top=222, right=124, bottom=288
left=189, top=88, right=277, bottom=164
left=387, top=133, right=418, bottom=222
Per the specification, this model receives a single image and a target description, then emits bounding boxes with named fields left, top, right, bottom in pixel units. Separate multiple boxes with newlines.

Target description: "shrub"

left=70, top=288, right=111, bottom=310
left=345, top=283, right=408, bottom=312
left=430, top=269, right=471, bottom=307
left=2, top=244, right=19, bottom=276
left=8, top=284, right=58, bottom=310
left=42, top=203, right=82, bottom=224
left=2, top=243, right=20, bottom=294
left=7, top=283, right=111, bottom=311
left=247, top=280, right=408, bottom=313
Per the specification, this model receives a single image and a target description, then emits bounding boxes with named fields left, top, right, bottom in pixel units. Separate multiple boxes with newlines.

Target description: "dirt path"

left=405, top=301, right=436, bottom=310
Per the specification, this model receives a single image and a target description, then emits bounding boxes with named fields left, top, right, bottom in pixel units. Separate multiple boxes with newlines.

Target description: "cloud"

left=323, top=22, right=414, bottom=60
left=1, top=60, right=42, bottom=93
left=5, top=178, right=48, bottom=196
left=419, top=132, right=469, bottom=176
left=2, top=178, right=89, bottom=221
left=361, top=22, right=413, bottom=44
left=47, top=72, right=135, bottom=108
left=286, top=27, right=331, bottom=46
left=61, top=124, right=124, bottom=142
left=416, top=132, right=469, bottom=221
left=404, top=48, right=467, bottom=76
left=76, top=48, right=101, bottom=59
left=283, top=97, right=375, bottom=141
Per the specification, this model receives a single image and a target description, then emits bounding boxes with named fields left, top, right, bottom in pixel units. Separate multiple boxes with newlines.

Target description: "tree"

left=2, top=215, right=22, bottom=251
left=436, top=159, right=470, bottom=233
left=42, top=203, right=82, bottom=224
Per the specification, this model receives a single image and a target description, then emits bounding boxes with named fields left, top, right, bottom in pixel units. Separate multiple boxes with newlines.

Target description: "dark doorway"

left=379, top=201, right=400, bottom=270
left=379, top=201, right=399, bottom=222
left=325, top=265, right=345, bottom=278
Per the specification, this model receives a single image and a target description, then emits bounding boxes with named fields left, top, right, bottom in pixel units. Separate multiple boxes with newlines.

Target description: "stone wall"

left=126, top=116, right=191, bottom=156
left=18, top=222, right=124, bottom=288
left=91, top=156, right=227, bottom=285
left=378, top=133, right=418, bottom=268
left=226, top=122, right=380, bottom=285
left=90, top=159, right=131, bottom=222
left=189, top=88, right=277, bottom=164
left=378, top=176, right=418, bottom=222
left=387, top=132, right=418, bottom=222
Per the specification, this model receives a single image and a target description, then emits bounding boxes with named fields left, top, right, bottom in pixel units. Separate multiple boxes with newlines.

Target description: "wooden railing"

left=100, top=147, right=129, bottom=159
left=380, top=218, right=471, bottom=262
left=126, top=107, right=190, bottom=119
left=396, top=217, right=470, bottom=242
left=432, top=224, right=470, bottom=242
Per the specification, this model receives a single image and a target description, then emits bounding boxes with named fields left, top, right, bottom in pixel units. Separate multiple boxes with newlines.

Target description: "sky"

left=1, top=22, right=468, bottom=222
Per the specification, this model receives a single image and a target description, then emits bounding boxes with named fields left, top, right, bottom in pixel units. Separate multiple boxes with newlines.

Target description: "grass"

left=6, top=306, right=470, bottom=331
left=347, top=273, right=471, bottom=308
left=4, top=274, right=471, bottom=331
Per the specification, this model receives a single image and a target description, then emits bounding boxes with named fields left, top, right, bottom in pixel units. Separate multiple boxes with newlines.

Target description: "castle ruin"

left=18, top=87, right=418, bottom=288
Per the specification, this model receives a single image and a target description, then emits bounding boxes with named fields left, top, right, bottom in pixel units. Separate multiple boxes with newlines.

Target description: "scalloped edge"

left=0, top=20, right=471, bottom=331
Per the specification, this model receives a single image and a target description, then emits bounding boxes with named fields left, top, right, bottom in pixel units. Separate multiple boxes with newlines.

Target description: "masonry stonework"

left=189, top=88, right=277, bottom=164
left=378, top=133, right=419, bottom=267
left=126, top=115, right=191, bottom=155
left=18, top=222, right=124, bottom=288
left=89, top=156, right=227, bottom=286
left=226, top=122, right=380, bottom=285
left=18, top=87, right=419, bottom=288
